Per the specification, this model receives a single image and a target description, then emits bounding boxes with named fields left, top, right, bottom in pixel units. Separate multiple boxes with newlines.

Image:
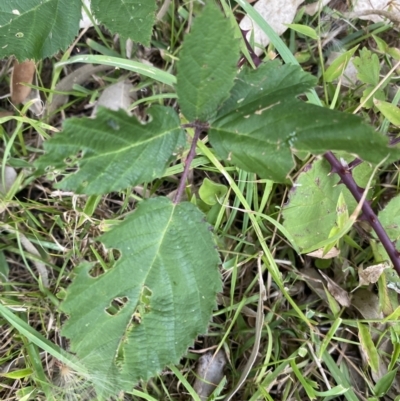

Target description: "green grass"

left=1, top=1, right=400, bottom=400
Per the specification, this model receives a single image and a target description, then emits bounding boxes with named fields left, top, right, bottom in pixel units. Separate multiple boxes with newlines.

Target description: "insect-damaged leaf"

left=0, top=0, right=81, bottom=60
left=60, top=197, right=221, bottom=396
left=176, top=2, right=240, bottom=122
left=209, top=61, right=397, bottom=183
left=35, top=106, right=185, bottom=195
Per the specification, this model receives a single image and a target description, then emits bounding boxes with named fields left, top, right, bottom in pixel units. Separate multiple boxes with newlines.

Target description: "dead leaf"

left=240, top=0, right=304, bottom=56
left=304, top=0, right=332, bottom=16
left=307, top=247, right=340, bottom=259
left=11, top=60, right=35, bottom=104
left=91, top=80, right=134, bottom=117
left=193, top=350, right=227, bottom=401
left=319, top=270, right=351, bottom=307
left=0, top=166, right=17, bottom=195
left=358, top=261, right=390, bottom=286
left=352, top=288, right=383, bottom=320
left=351, top=0, right=400, bottom=23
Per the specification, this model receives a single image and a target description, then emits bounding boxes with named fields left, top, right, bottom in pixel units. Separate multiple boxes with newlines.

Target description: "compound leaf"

left=282, top=158, right=373, bottom=251
left=176, top=2, right=240, bottom=122
left=0, top=0, right=81, bottom=60
left=60, top=197, right=221, bottom=396
left=209, top=62, right=397, bottom=182
left=91, top=0, right=156, bottom=46
left=35, top=106, right=185, bottom=195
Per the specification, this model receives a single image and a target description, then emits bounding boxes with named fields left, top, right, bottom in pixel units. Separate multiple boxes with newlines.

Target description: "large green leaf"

left=282, top=158, right=373, bottom=251
left=209, top=62, right=398, bottom=182
left=0, top=0, right=81, bottom=60
left=176, top=2, right=240, bottom=122
left=60, top=197, right=221, bottom=396
left=35, top=106, right=185, bottom=195
left=91, top=0, right=156, bottom=46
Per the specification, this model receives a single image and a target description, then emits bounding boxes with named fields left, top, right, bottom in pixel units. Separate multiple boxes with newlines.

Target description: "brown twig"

left=173, top=121, right=208, bottom=204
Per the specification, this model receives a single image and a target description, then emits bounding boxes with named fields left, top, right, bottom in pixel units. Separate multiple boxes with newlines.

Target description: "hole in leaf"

left=105, top=296, right=128, bottom=316
left=110, top=249, right=121, bottom=264
left=64, top=151, right=83, bottom=166
left=132, top=286, right=152, bottom=324
left=87, top=264, right=106, bottom=278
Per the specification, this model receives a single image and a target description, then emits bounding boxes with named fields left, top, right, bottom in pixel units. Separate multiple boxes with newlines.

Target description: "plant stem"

left=324, top=151, right=400, bottom=275
left=173, top=124, right=203, bottom=204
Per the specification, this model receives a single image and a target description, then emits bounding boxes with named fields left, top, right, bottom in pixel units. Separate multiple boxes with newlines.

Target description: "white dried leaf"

left=80, top=0, right=98, bottom=29
left=91, top=80, right=134, bottom=117
left=307, top=247, right=340, bottom=259
left=0, top=166, right=17, bottom=194
left=358, top=261, right=390, bottom=286
left=239, top=0, right=304, bottom=56
left=319, top=270, right=351, bottom=307
left=352, top=0, right=400, bottom=23
left=193, top=350, right=227, bottom=401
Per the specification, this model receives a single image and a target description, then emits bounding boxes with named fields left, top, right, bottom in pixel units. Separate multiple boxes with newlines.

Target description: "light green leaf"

left=361, top=87, right=385, bottom=109
left=374, top=98, right=400, bottom=126
left=91, top=0, right=156, bottom=46
left=375, top=194, right=400, bottom=262
left=282, top=158, right=374, bottom=251
left=0, top=0, right=81, bottom=60
left=287, top=23, right=318, bottom=40
left=35, top=106, right=185, bottom=195
left=373, top=368, right=398, bottom=397
left=324, top=46, right=358, bottom=83
left=209, top=62, right=396, bottom=183
left=176, top=2, right=240, bottom=122
left=358, top=322, right=379, bottom=373
left=199, top=178, right=227, bottom=206
left=353, top=48, right=381, bottom=86
left=60, top=197, right=221, bottom=396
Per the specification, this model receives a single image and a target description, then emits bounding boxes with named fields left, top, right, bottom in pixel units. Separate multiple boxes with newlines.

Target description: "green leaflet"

left=91, top=0, right=156, bottom=46
left=374, top=194, right=400, bottom=261
left=60, top=197, right=221, bottom=396
left=176, top=1, right=240, bottom=122
left=209, top=62, right=397, bottom=182
left=0, top=0, right=81, bottom=60
left=281, top=158, right=373, bottom=251
left=35, top=106, right=185, bottom=195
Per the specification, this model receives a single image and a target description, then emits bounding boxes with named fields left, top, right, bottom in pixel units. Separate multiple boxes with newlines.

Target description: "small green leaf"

left=374, top=98, right=400, bottom=126
left=324, top=46, right=358, bottom=82
left=0, top=0, right=81, bottom=60
left=282, top=158, right=374, bottom=251
left=60, top=197, right=221, bottom=395
left=374, top=369, right=397, bottom=398
left=199, top=178, right=227, bottom=206
left=287, top=23, right=318, bottom=40
left=358, top=322, right=380, bottom=373
left=361, top=87, right=385, bottom=109
left=91, top=0, right=156, bottom=46
left=0, top=368, right=33, bottom=379
left=35, top=106, right=185, bottom=195
left=375, top=194, right=400, bottom=261
left=176, top=2, right=240, bottom=121
left=353, top=48, right=381, bottom=86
